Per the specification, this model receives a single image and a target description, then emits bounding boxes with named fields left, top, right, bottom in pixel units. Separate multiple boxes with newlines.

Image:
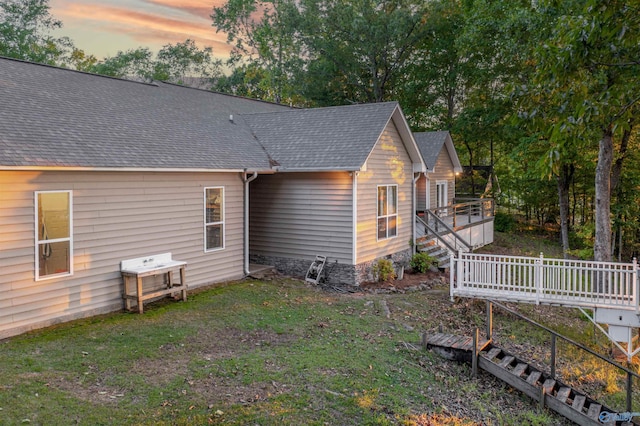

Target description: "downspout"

left=243, top=171, right=258, bottom=275
left=352, top=171, right=358, bottom=265
left=413, top=172, right=421, bottom=254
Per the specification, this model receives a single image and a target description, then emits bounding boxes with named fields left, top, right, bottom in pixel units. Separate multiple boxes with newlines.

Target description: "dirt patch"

left=360, top=269, right=449, bottom=293
left=49, top=327, right=298, bottom=407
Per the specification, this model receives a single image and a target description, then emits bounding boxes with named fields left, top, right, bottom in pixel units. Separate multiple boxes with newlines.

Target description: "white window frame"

left=436, top=180, right=448, bottom=208
left=377, top=184, right=398, bottom=241
left=35, top=190, right=73, bottom=281
left=204, top=186, right=225, bottom=252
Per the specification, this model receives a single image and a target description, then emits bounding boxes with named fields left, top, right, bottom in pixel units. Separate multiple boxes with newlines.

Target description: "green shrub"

left=410, top=252, right=437, bottom=273
left=372, top=258, right=396, bottom=281
left=494, top=211, right=516, bottom=232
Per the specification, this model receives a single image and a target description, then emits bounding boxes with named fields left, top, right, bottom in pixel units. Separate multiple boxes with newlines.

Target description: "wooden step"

left=526, top=370, right=541, bottom=385
left=572, top=395, right=586, bottom=412
left=484, top=347, right=502, bottom=361
left=512, top=363, right=528, bottom=378
left=586, top=403, right=602, bottom=420
left=542, top=378, right=556, bottom=395
left=556, top=387, right=571, bottom=404
left=498, top=355, right=515, bottom=368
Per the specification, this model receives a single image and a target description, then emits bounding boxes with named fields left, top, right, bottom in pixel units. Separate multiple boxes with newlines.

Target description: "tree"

left=0, top=0, right=73, bottom=64
left=87, top=41, right=221, bottom=87
left=298, top=0, right=429, bottom=104
left=532, top=0, right=640, bottom=261
left=87, top=48, right=154, bottom=81
left=152, top=39, right=222, bottom=87
left=212, top=0, right=304, bottom=103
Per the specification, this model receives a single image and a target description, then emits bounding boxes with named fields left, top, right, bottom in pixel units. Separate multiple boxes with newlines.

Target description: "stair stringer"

left=478, top=345, right=623, bottom=426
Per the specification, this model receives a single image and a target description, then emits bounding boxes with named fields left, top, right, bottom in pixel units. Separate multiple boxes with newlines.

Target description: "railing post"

left=457, top=250, right=464, bottom=297
left=535, top=253, right=543, bottom=305
left=472, top=327, right=479, bottom=378
left=486, top=301, right=493, bottom=341
left=634, top=258, right=639, bottom=316
left=550, top=334, right=556, bottom=379
left=450, top=252, right=455, bottom=301
left=627, top=370, right=633, bottom=413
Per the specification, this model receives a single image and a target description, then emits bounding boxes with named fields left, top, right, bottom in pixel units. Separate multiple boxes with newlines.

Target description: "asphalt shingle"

left=242, top=102, right=400, bottom=170
left=413, top=131, right=450, bottom=170
left=0, top=57, right=289, bottom=170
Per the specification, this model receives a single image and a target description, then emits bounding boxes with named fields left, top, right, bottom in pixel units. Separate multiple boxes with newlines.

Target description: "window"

left=35, top=191, right=72, bottom=280
left=204, top=187, right=224, bottom=251
left=377, top=185, right=397, bottom=240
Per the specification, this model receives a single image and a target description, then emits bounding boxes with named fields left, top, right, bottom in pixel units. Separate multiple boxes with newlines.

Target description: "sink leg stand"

left=136, top=276, right=144, bottom=314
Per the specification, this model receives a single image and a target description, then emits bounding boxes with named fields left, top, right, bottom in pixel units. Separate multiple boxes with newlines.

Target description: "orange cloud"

left=142, top=0, right=227, bottom=20
left=58, top=2, right=231, bottom=56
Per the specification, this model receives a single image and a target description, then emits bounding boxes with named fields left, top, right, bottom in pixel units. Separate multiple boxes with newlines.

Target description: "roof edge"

left=0, top=166, right=247, bottom=173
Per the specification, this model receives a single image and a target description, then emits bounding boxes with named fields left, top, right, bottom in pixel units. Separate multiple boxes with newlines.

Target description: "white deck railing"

left=451, top=252, right=639, bottom=311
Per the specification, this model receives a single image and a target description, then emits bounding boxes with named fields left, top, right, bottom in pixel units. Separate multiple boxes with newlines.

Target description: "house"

left=414, top=131, right=463, bottom=212
left=0, top=57, right=432, bottom=338
left=244, top=104, right=424, bottom=285
left=413, top=131, right=494, bottom=257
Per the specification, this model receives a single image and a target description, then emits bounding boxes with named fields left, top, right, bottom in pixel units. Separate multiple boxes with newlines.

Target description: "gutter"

left=413, top=172, right=422, bottom=253
left=0, top=166, right=254, bottom=173
left=243, top=171, right=259, bottom=276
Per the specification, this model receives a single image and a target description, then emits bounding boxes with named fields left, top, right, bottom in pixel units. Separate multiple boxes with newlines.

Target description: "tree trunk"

left=594, top=129, right=613, bottom=262
left=557, top=163, right=574, bottom=258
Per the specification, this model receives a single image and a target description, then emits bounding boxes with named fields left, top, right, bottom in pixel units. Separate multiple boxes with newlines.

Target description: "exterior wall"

left=0, top=170, right=245, bottom=339
left=422, top=148, right=456, bottom=209
left=416, top=175, right=428, bottom=211
left=249, top=171, right=353, bottom=281
left=355, top=120, right=414, bottom=283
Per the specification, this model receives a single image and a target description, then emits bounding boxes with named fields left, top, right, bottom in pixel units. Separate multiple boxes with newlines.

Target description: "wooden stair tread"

left=526, top=371, right=542, bottom=385
left=586, top=403, right=602, bottom=420
left=498, top=355, right=515, bottom=368
left=484, top=347, right=502, bottom=361
left=572, top=395, right=586, bottom=411
left=556, top=387, right=571, bottom=403
left=512, top=363, right=528, bottom=378
left=542, top=378, right=556, bottom=394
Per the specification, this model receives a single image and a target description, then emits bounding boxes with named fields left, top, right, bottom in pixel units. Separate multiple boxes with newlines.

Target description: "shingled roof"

left=0, top=57, right=425, bottom=173
left=0, top=57, right=288, bottom=171
left=413, top=131, right=462, bottom=172
left=242, top=102, right=424, bottom=171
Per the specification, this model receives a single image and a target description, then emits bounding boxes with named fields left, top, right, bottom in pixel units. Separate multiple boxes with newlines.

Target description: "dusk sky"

left=49, top=0, right=233, bottom=61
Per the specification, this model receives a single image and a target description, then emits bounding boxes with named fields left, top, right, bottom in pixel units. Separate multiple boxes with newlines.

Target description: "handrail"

left=453, top=252, right=638, bottom=310
left=486, top=299, right=639, bottom=412
left=415, top=214, right=458, bottom=254
left=432, top=198, right=494, bottom=228
left=424, top=210, right=472, bottom=252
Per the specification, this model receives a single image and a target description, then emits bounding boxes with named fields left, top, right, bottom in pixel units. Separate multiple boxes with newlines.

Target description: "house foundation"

left=250, top=248, right=413, bottom=288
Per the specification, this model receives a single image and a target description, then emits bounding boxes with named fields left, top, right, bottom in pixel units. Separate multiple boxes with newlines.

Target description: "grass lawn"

left=1, top=230, right=627, bottom=425
left=0, top=275, right=571, bottom=426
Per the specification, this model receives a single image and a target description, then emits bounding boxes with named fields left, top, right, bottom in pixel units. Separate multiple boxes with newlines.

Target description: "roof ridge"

left=0, top=55, right=161, bottom=88
left=157, top=80, right=297, bottom=108
left=240, top=100, right=399, bottom=117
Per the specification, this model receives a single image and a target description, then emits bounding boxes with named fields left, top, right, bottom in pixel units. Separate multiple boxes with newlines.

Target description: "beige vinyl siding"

left=427, top=148, right=456, bottom=208
left=356, top=121, right=413, bottom=263
left=416, top=175, right=427, bottom=211
left=249, top=172, right=353, bottom=263
left=0, top=171, right=244, bottom=339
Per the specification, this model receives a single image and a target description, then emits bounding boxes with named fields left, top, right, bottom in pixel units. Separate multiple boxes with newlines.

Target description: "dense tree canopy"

left=0, top=0, right=74, bottom=64
left=3, top=0, right=640, bottom=260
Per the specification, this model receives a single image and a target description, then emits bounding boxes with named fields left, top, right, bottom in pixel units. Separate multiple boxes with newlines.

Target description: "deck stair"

left=416, top=237, right=451, bottom=270
left=424, top=333, right=634, bottom=425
